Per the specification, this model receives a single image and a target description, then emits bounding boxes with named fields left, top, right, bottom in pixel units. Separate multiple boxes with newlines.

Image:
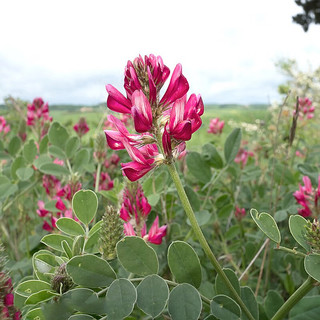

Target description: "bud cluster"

left=51, top=263, right=73, bottom=294
left=99, top=205, right=124, bottom=260
left=73, top=117, right=90, bottom=138
left=104, top=54, right=204, bottom=181
left=305, top=219, right=320, bottom=253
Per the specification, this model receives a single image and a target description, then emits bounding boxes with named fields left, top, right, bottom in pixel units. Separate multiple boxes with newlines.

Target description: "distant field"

left=50, top=104, right=270, bottom=151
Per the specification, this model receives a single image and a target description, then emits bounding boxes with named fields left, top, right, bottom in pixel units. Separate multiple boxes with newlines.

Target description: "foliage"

left=292, top=0, right=320, bottom=31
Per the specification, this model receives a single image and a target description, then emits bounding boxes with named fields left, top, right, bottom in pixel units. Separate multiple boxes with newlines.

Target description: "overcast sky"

left=1, top=0, right=319, bottom=105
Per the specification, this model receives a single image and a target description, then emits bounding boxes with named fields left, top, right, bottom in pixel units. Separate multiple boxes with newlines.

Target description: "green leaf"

left=48, top=145, right=66, bottom=159
left=39, top=135, right=49, bottom=154
left=25, top=290, right=59, bottom=305
left=32, top=250, right=58, bottom=282
left=240, top=286, right=258, bottom=320
left=68, top=315, right=95, bottom=320
left=23, top=139, right=37, bottom=163
left=136, top=275, right=169, bottom=318
left=62, top=240, right=73, bottom=259
left=186, top=152, right=212, bottom=183
left=304, top=254, right=320, bottom=282
left=168, top=283, right=202, bottom=320
left=11, top=156, right=26, bottom=180
left=25, top=308, right=45, bottom=320
left=0, top=176, right=18, bottom=200
left=73, top=149, right=90, bottom=171
left=187, top=210, right=211, bottom=227
left=65, top=136, right=80, bottom=158
left=39, top=163, right=69, bottom=177
left=215, top=268, right=240, bottom=297
left=33, top=154, right=52, bottom=169
left=66, top=254, right=116, bottom=287
left=116, top=236, right=159, bottom=276
left=184, top=185, right=200, bottom=211
left=202, top=143, right=224, bottom=169
left=289, top=295, right=320, bottom=320
left=289, top=215, right=310, bottom=251
left=41, top=234, right=74, bottom=252
left=211, top=294, right=241, bottom=320
left=168, top=241, right=202, bottom=288
left=250, top=208, right=281, bottom=244
left=56, top=217, right=85, bottom=236
left=8, top=136, right=22, bottom=157
left=264, top=290, right=284, bottom=319
left=224, top=128, right=241, bottom=164
left=16, top=167, right=34, bottom=181
left=15, top=280, right=52, bottom=297
left=105, top=279, right=137, bottom=320
left=48, top=122, right=69, bottom=150
left=72, top=235, right=85, bottom=256
left=72, top=190, right=98, bottom=225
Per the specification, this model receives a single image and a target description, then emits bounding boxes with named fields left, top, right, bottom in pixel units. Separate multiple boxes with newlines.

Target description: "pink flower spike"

left=124, top=222, right=136, bottom=236
left=4, top=293, right=14, bottom=306
left=160, top=64, right=189, bottom=106
left=146, top=216, right=167, bottom=245
left=302, top=176, right=313, bottom=193
left=131, top=90, right=153, bottom=133
left=55, top=198, right=66, bottom=211
left=106, top=84, right=132, bottom=114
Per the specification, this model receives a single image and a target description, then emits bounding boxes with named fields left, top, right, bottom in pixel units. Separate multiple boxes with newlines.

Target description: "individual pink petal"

left=124, top=222, right=136, bottom=236
left=120, top=206, right=131, bottom=221
left=4, top=293, right=14, bottom=306
left=56, top=198, right=66, bottom=211
left=162, top=124, right=172, bottom=157
left=106, top=84, right=132, bottom=114
left=160, top=64, right=189, bottom=106
left=121, top=161, right=155, bottom=182
left=147, top=216, right=167, bottom=245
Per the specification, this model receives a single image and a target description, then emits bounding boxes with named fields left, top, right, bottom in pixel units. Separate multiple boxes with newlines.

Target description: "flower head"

left=208, top=117, right=225, bottom=134
left=73, top=117, right=89, bottom=137
left=105, top=54, right=203, bottom=181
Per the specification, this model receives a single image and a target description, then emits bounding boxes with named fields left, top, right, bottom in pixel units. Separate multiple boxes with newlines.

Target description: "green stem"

left=166, top=162, right=255, bottom=320
left=271, top=276, right=315, bottom=320
left=66, top=158, right=73, bottom=175
left=95, top=162, right=102, bottom=194
left=275, top=246, right=306, bottom=258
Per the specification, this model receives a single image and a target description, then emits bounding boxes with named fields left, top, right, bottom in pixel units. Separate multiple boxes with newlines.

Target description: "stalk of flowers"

left=38, top=164, right=82, bottom=231
left=73, top=117, right=90, bottom=138
left=104, top=54, right=204, bottom=181
left=295, top=97, right=315, bottom=119
left=293, top=175, right=320, bottom=218
left=0, top=244, right=21, bottom=320
left=27, top=97, right=52, bottom=139
left=120, top=182, right=167, bottom=244
left=93, top=172, right=114, bottom=191
left=234, top=147, right=254, bottom=168
left=207, top=117, right=224, bottom=135
left=234, top=206, right=246, bottom=220
left=0, top=116, right=10, bottom=137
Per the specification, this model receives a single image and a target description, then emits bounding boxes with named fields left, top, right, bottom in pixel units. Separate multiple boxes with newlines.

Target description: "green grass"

left=50, top=105, right=270, bottom=152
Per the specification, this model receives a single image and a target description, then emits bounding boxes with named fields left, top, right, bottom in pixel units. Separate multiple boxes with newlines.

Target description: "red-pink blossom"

left=294, top=175, right=320, bottom=218
left=94, top=172, right=114, bottom=191
left=234, top=148, right=254, bottom=168
left=0, top=116, right=11, bottom=136
left=144, top=216, right=167, bottom=244
left=73, top=117, right=90, bottom=137
left=295, top=97, right=315, bottom=119
left=208, top=117, right=225, bottom=134
left=235, top=206, right=246, bottom=220
left=27, top=98, right=52, bottom=135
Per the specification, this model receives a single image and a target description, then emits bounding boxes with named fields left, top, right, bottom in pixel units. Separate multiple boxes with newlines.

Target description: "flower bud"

left=94, top=133, right=107, bottom=163
left=305, top=219, right=320, bottom=253
left=51, top=263, right=73, bottom=294
left=99, top=206, right=123, bottom=260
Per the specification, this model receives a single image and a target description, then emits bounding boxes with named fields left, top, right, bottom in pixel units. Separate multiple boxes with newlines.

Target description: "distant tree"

left=292, top=0, right=320, bottom=31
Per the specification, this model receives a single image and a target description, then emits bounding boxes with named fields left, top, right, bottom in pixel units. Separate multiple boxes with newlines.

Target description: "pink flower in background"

left=27, top=98, right=52, bottom=137
left=293, top=175, right=320, bottom=218
left=234, top=148, right=254, bottom=168
left=208, top=117, right=224, bottom=134
left=94, top=172, right=114, bottom=191
left=73, top=117, right=90, bottom=137
left=0, top=116, right=10, bottom=136
left=120, top=182, right=166, bottom=244
left=105, top=54, right=203, bottom=181
left=295, top=97, right=315, bottom=119
left=235, top=206, right=246, bottom=220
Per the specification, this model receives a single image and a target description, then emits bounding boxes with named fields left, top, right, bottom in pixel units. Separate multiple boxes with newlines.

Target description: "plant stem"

left=271, top=276, right=315, bottom=320
left=275, top=246, right=306, bottom=258
left=166, top=162, right=255, bottom=320
left=95, top=162, right=102, bottom=194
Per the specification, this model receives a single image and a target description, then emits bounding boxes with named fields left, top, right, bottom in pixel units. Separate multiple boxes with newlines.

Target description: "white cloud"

left=0, top=0, right=319, bottom=104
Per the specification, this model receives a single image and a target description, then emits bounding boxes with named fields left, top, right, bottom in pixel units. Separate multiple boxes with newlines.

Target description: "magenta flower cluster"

left=0, top=273, right=21, bottom=319
left=27, top=98, right=52, bottom=137
left=296, top=97, right=315, bottom=119
left=294, top=176, right=320, bottom=218
left=120, top=183, right=166, bottom=244
left=104, top=54, right=204, bottom=181
left=207, top=117, right=224, bottom=135
left=0, top=116, right=10, bottom=136
left=73, top=117, right=90, bottom=138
